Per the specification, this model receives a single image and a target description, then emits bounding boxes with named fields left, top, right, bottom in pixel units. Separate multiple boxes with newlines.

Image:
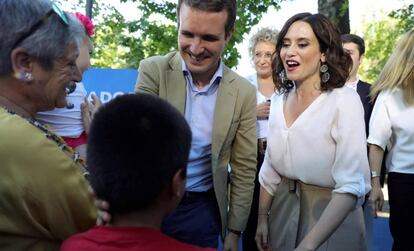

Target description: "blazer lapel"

left=165, top=53, right=186, bottom=114
left=212, top=67, right=238, bottom=159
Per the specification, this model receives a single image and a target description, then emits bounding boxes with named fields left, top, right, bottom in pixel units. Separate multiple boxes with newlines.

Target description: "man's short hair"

left=341, top=34, right=365, bottom=56
left=176, top=0, right=236, bottom=38
left=87, top=93, right=192, bottom=214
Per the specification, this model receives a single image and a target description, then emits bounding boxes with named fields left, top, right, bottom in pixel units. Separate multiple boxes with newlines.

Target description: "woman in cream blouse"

left=255, top=13, right=371, bottom=251
left=367, top=29, right=414, bottom=251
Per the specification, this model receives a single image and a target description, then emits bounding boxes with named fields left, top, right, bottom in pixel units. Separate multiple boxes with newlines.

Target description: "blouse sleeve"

left=367, top=91, right=391, bottom=150
left=258, top=148, right=281, bottom=196
left=331, top=90, right=371, bottom=206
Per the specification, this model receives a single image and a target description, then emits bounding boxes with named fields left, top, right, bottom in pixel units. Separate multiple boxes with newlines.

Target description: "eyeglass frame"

left=254, top=52, right=273, bottom=60
left=11, top=3, right=69, bottom=51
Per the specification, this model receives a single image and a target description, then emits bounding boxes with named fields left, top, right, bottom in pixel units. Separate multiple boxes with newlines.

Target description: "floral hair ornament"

left=72, top=12, right=95, bottom=37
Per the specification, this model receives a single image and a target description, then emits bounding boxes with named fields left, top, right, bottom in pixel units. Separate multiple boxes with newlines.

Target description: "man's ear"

left=10, top=48, right=33, bottom=75
left=171, top=168, right=186, bottom=199
left=225, top=27, right=235, bottom=43
left=359, top=54, right=364, bottom=64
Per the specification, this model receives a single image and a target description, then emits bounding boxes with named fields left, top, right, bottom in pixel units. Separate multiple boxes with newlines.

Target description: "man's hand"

left=81, top=93, right=102, bottom=135
left=223, top=231, right=239, bottom=251
left=368, top=178, right=384, bottom=217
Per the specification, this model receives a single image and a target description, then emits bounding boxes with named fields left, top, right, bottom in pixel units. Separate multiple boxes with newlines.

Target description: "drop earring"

left=320, top=63, right=330, bottom=83
left=279, top=69, right=287, bottom=83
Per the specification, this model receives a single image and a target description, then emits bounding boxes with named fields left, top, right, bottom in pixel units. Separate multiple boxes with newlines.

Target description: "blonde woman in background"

left=243, top=27, right=278, bottom=251
left=367, top=28, right=414, bottom=251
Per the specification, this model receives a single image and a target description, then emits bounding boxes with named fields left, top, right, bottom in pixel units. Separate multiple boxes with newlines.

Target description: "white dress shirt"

left=345, top=76, right=359, bottom=91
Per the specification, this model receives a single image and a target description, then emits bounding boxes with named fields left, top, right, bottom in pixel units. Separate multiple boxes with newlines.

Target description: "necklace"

left=0, top=106, right=89, bottom=177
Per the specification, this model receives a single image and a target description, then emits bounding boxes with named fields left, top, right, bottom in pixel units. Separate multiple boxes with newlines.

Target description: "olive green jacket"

left=0, top=108, right=96, bottom=250
left=135, top=51, right=257, bottom=236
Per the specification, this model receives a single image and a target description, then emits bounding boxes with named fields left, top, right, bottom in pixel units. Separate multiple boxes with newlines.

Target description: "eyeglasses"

left=254, top=52, right=273, bottom=60
left=11, top=3, right=69, bottom=50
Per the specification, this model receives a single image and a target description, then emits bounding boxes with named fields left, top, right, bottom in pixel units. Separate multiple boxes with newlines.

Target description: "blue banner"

left=83, top=68, right=138, bottom=103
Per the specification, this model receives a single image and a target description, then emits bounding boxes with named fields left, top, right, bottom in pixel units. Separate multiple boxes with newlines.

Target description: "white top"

left=245, top=74, right=270, bottom=139
left=367, top=88, right=414, bottom=174
left=36, top=82, right=86, bottom=138
left=259, top=86, right=371, bottom=205
left=345, top=76, right=359, bottom=91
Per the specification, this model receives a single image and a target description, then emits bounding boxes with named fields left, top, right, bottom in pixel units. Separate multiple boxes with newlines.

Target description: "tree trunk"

left=318, top=0, right=350, bottom=34
left=86, top=0, right=93, bottom=18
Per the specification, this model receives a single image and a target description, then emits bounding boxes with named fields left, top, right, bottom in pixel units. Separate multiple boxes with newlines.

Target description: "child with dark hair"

left=61, top=93, right=215, bottom=251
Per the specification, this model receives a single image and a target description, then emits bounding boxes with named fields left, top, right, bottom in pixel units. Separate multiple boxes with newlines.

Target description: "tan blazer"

left=135, top=51, right=257, bottom=236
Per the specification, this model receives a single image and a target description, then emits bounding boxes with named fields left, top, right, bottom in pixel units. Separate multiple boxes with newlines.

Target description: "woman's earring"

left=14, top=72, right=33, bottom=81
left=320, top=63, right=330, bottom=83
left=279, top=69, right=287, bottom=83
left=24, top=72, right=33, bottom=81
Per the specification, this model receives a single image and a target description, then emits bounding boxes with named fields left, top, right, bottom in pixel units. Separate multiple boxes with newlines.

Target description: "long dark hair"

left=272, top=12, right=352, bottom=94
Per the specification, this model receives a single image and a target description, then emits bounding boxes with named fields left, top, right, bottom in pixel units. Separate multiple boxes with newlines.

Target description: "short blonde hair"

left=370, top=29, right=414, bottom=105
left=248, top=27, right=278, bottom=62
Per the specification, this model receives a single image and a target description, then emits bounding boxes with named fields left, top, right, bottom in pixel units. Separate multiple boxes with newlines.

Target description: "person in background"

left=341, top=34, right=373, bottom=136
left=243, top=27, right=278, bottom=251
left=0, top=1, right=96, bottom=250
left=136, top=0, right=257, bottom=250
left=367, top=28, right=414, bottom=251
left=36, top=12, right=101, bottom=161
left=61, top=93, right=215, bottom=251
left=341, top=33, right=374, bottom=250
left=255, top=13, right=370, bottom=251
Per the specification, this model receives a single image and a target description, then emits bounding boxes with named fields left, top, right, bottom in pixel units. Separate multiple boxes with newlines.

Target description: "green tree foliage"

left=64, top=0, right=285, bottom=69
left=318, top=0, right=350, bottom=34
left=124, top=0, right=286, bottom=68
left=359, top=17, right=401, bottom=83
left=359, top=4, right=413, bottom=83
left=390, top=4, right=414, bottom=32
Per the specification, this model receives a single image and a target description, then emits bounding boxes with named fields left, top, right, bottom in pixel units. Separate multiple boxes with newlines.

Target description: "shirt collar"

left=345, top=76, right=360, bottom=90
left=181, top=59, right=224, bottom=85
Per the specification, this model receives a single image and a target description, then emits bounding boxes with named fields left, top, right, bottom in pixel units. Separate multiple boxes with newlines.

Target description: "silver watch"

left=371, top=171, right=380, bottom=178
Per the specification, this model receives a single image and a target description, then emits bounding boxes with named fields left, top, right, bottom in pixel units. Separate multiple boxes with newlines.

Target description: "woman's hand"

left=368, top=178, right=384, bottom=217
left=81, top=93, right=102, bottom=135
left=95, top=199, right=112, bottom=226
left=256, top=101, right=271, bottom=119
left=255, top=215, right=272, bottom=251
left=88, top=186, right=112, bottom=225
left=368, top=144, right=385, bottom=218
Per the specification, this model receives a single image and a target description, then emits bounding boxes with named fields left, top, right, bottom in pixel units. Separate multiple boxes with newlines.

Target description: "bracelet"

left=228, top=228, right=242, bottom=236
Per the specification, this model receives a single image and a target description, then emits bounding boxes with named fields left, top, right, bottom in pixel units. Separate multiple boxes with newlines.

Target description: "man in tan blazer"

left=135, top=1, right=257, bottom=250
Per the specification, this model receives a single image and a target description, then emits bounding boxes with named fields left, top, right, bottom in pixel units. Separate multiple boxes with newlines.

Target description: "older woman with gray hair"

left=0, top=0, right=96, bottom=250
left=243, top=27, right=278, bottom=251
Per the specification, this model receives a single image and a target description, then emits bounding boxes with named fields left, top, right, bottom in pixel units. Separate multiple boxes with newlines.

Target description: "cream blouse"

left=259, top=86, right=371, bottom=202
left=367, top=88, right=414, bottom=174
